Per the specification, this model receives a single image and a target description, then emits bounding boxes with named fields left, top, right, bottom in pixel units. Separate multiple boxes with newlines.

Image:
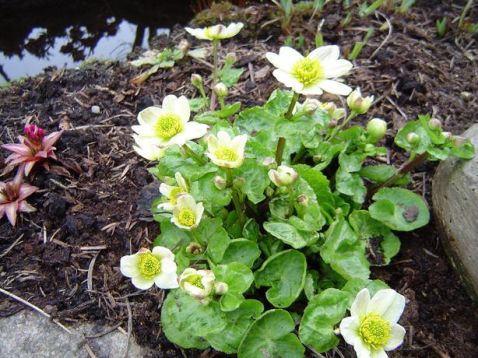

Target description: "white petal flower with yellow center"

left=268, top=165, right=298, bottom=187
left=179, top=268, right=216, bottom=303
left=185, top=22, right=244, bottom=41
left=157, top=172, right=189, bottom=211
left=132, top=135, right=165, bottom=161
left=171, top=194, right=204, bottom=230
left=266, top=46, right=353, bottom=96
left=132, top=95, right=208, bottom=149
left=120, top=247, right=179, bottom=290
left=339, top=288, right=406, bottom=358
left=206, top=131, right=247, bottom=168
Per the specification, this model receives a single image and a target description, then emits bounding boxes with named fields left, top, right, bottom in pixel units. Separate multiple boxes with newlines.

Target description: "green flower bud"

left=268, top=165, right=299, bottom=187
left=214, top=175, right=227, bottom=190
left=213, top=82, right=228, bottom=97
left=191, top=74, right=203, bottom=87
left=225, top=52, right=237, bottom=64
left=329, top=119, right=338, bottom=128
left=366, top=118, right=387, bottom=142
left=406, top=132, right=420, bottom=145
left=297, top=194, right=309, bottom=206
left=214, top=281, right=229, bottom=295
left=262, top=157, right=277, bottom=168
left=178, top=39, right=190, bottom=53
left=428, top=118, right=442, bottom=130
left=186, top=242, right=203, bottom=255
left=233, top=176, right=245, bottom=189
left=303, top=98, right=320, bottom=114
left=265, top=186, right=275, bottom=197
left=347, top=88, right=374, bottom=114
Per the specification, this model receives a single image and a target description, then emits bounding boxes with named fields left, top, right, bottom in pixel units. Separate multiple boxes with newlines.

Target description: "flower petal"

left=5, top=203, right=18, bottom=226
left=131, top=276, right=155, bottom=290
left=322, top=59, right=353, bottom=78
left=155, top=271, right=179, bottom=289
left=175, top=96, right=191, bottom=124
left=1, top=143, right=32, bottom=156
left=308, top=45, right=340, bottom=62
left=152, top=246, right=175, bottom=261
left=217, top=130, right=232, bottom=144
left=138, top=106, right=162, bottom=126
left=266, top=46, right=303, bottom=72
left=367, top=289, right=406, bottom=324
left=339, top=316, right=361, bottom=345
left=185, top=27, right=208, bottom=40
left=42, top=130, right=63, bottom=149
left=371, top=349, right=388, bottom=358
left=351, top=288, right=370, bottom=317
left=353, top=339, right=372, bottom=358
left=162, top=95, right=178, bottom=113
left=159, top=183, right=176, bottom=198
left=318, top=80, right=353, bottom=96
left=297, top=83, right=323, bottom=96
left=120, top=254, right=140, bottom=278
left=272, top=70, right=304, bottom=92
left=384, top=324, right=406, bottom=351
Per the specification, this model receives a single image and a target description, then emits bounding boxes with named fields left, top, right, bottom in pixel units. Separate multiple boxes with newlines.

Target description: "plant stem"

left=459, top=0, right=474, bottom=29
left=218, top=96, right=225, bottom=110
left=365, top=152, right=428, bottom=201
left=287, top=185, right=295, bottom=216
left=327, top=111, right=358, bottom=141
left=285, top=92, right=300, bottom=119
left=275, top=137, right=286, bottom=165
left=182, top=143, right=206, bottom=165
left=212, top=40, right=220, bottom=82
left=231, top=189, right=246, bottom=228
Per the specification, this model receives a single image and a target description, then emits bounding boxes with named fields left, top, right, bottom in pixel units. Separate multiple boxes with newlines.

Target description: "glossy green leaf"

left=238, top=309, right=304, bottom=358
left=219, top=63, right=244, bottom=86
left=335, top=167, right=366, bottom=204
left=234, top=159, right=270, bottom=204
left=395, top=121, right=431, bottom=154
left=189, top=97, right=209, bottom=113
left=221, top=239, right=261, bottom=268
left=195, top=217, right=230, bottom=263
left=255, top=250, right=307, bottom=308
left=304, top=270, right=319, bottom=301
left=264, top=89, right=293, bottom=116
left=263, top=221, right=308, bottom=249
left=359, top=164, right=411, bottom=185
left=213, top=262, right=254, bottom=295
left=153, top=220, right=190, bottom=251
left=299, top=288, right=349, bottom=353
left=190, top=173, right=232, bottom=215
left=369, top=187, right=430, bottom=231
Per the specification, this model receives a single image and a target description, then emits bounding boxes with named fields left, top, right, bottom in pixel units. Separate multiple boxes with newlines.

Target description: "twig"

left=87, top=253, right=99, bottom=292
left=369, top=11, right=393, bottom=60
left=0, top=287, right=72, bottom=334
left=85, top=323, right=123, bottom=339
left=0, top=234, right=24, bottom=258
left=84, top=341, right=98, bottom=358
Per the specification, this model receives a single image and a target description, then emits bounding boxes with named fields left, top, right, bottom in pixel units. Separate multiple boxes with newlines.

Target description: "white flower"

left=179, top=268, right=216, bottom=303
left=339, top=288, right=406, bottom=358
left=120, top=247, right=179, bottom=290
left=171, top=194, right=204, bottom=230
left=185, top=22, right=244, bottom=41
left=132, top=135, right=165, bottom=161
left=347, top=88, right=374, bottom=114
left=157, top=172, right=189, bottom=211
left=206, top=131, right=247, bottom=168
left=266, top=46, right=353, bottom=96
left=132, top=95, right=208, bottom=149
left=268, top=165, right=298, bottom=186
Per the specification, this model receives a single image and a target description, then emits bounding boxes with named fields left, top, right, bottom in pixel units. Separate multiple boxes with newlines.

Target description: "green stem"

left=287, top=185, right=295, bottom=217
left=182, top=143, right=206, bottom=165
left=327, top=111, right=358, bottom=141
left=231, top=189, right=246, bottom=228
left=218, top=96, right=225, bottom=110
left=275, top=137, right=286, bottom=165
left=459, top=0, right=474, bottom=29
left=365, top=152, right=428, bottom=202
left=212, top=40, right=220, bottom=82
left=285, top=92, right=300, bottom=119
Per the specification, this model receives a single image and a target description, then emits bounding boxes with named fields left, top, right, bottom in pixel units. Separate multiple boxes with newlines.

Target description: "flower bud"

left=225, top=52, right=237, bottom=64
left=191, top=74, right=203, bottom=87
left=213, top=82, right=228, bottom=97
left=214, top=281, right=229, bottom=295
left=366, top=118, right=387, bottom=142
left=303, top=98, right=320, bottom=114
left=233, top=176, right=245, bottom=190
left=428, top=118, right=442, bottom=130
left=266, top=186, right=275, bottom=197
left=214, top=175, right=227, bottom=190
left=178, top=39, right=190, bottom=53
left=329, top=119, right=338, bottom=128
left=347, top=88, right=374, bottom=114
left=24, top=124, right=45, bottom=142
left=442, top=131, right=452, bottom=139
left=186, top=242, right=203, bottom=255
left=268, top=165, right=299, bottom=187
left=179, top=268, right=215, bottom=303
left=297, top=194, right=309, bottom=206
left=262, top=157, right=276, bottom=168
left=406, top=132, right=420, bottom=145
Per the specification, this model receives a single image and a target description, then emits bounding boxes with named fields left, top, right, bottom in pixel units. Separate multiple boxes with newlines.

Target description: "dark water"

left=0, top=0, right=194, bottom=83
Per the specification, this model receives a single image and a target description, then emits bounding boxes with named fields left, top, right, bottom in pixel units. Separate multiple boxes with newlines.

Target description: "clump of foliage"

left=122, top=22, right=474, bottom=358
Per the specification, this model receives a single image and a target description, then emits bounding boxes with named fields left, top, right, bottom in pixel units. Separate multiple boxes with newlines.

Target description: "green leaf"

left=219, top=291, right=245, bottom=312
left=196, top=217, right=230, bottom=263
left=263, top=221, right=308, bottom=249
left=255, top=250, right=307, bottom=308
left=264, top=89, right=293, bottom=116
left=219, top=63, right=244, bottom=86
left=359, top=164, right=410, bottom=185
left=221, top=239, right=261, bottom=268
left=206, top=299, right=264, bottom=354
left=292, top=177, right=326, bottom=231
left=161, top=290, right=226, bottom=348
left=191, top=173, right=232, bottom=215
left=238, top=309, right=305, bottom=358
left=312, top=142, right=346, bottom=171
left=304, top=270, right=320, bottom=301
left=269, top=196, right=290, bottom=220
left=339, top=152, right=365, bottom=172
left=335, top=167, right=367, bottom=204
left=243, top=218, right=261, bottom=241
left=234, top=158, right=270, bottom=204
left=153, top=220, right=190, bottom=251
left=189, top=97, right=209, bottom=113
left=369, top=187, right=430, bottom=231
left=450, top=140, right=475, bottom=159
left=236, top=106, right=279, bottom=133
left=321, top=217, right=370, bottom=280
left=395, top=120, right=431, bottom=154
left=214, top=262, right=254, bottom=295
left=299, top=288, right=349, bottom=353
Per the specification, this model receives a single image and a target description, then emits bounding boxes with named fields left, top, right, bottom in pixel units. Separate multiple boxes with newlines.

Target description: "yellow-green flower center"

left=138, top=253, right=161, bottom=278
left=185, top=274, right=204, bottom=289
left=178, top=208, right=196, bottom=227
left=154, top=114, right=183, bottom=140
left=292, top=57, right=324, bottom=87
left=359, top=313, right=392, bottom=350
left=214, top=146, right=238, bottom=162
left=169, top=187, right=184, bottom=205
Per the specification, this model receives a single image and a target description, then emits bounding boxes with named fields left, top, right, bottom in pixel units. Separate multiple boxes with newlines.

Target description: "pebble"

left=91, top=105, right=101, bottom=114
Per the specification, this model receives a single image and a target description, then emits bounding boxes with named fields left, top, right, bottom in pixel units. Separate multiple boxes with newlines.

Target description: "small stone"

left=91, top=105, right=101, bottom=114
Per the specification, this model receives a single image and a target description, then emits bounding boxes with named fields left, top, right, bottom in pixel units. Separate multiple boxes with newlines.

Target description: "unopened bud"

left=303, top=98, right=320, bottom=114
left=443, top=131, right=452, bottom=139
left=347, top=88, right=374, bottom=114
left=329, top=119, right=338, bottom=128
left=214, top=281, right=229, bottom=295
left=186, top=242, right=203, bottom=255
left=178, top=39, right=190, bottom=53
left=268, top=165, right=298, bottom=187
left=214, top=175, right=227, bottom=190
left=366, top=118, right=387, bottom=142
left=191, top=74, right=203, bottom=87
left=233, top=177, right=245, bottom=189
left=297, top=194, right=309, bottom=206
left=266, top=186, right=275, bottom=197
left=225, top=52, right=237, bottom=64
left=24, top=124, right=45, bottom=141
left=213, top=82, right=228, bottom=97
left=428, top=118, right=442, bottom=130
left=262, top=157, right=276, bottom=168
left=406, top=132, right=420, bottom=145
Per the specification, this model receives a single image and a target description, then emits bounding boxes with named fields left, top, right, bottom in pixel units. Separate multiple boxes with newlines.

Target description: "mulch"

left=0, top=1, right=477, bottom=357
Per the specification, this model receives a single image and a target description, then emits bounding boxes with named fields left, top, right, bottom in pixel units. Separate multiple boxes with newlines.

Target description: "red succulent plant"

left=0, top=171, right=38, bottom=226
left=2, top=124, right=63, bottom=176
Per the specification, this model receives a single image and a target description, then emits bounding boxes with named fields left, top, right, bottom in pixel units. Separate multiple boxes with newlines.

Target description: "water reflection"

left=0, top=0, right=194, bottom=82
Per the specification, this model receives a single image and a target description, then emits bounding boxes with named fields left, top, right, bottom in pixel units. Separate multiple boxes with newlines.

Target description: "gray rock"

left=0, top=310, right=148, bottom=357
left=433, top=123, right=478, bottom=302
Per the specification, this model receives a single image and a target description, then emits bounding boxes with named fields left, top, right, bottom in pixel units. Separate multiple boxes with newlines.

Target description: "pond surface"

left=0, top=0, right=194, bottom=84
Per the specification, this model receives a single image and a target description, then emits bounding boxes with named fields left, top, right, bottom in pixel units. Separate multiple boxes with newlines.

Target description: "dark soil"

left=1, top=1, right=477, bottom=357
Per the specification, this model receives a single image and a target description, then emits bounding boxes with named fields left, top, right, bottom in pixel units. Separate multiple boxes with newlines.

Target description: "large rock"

left=0, top=309, right=149, bottom=357
left=433, top=124, right=478, bottom=302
